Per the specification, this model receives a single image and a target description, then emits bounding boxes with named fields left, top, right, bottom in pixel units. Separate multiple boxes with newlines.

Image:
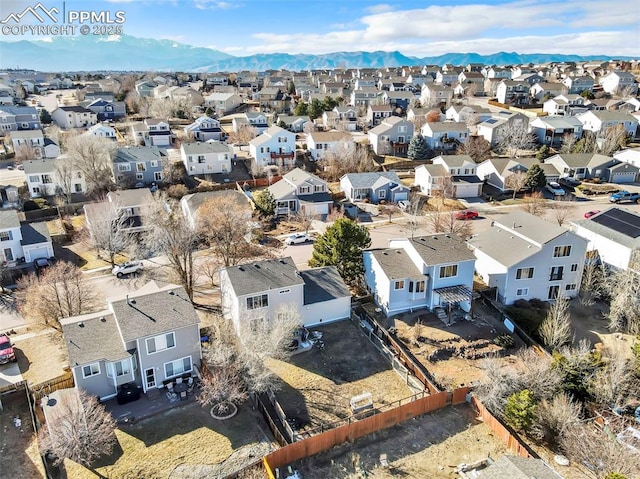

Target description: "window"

left=439, top=264, right=458, bottom=278
left=516, top=288, right=529, bottom=296
left=279, top=289, right=290, bottom=294
left=565, top=283, right=577, bottom=291
left=0, top=231, right=12, bottom=242
left=150, top=160, right=158, bottom=167
left=188, top=155, right=193, bottom=163
left=198, top=155, right=205, bottom=164
left=164, top=356, right=192, bottom=378
left=398, top=126, right=407, bottom=133
left=82, top=362, right=100, bottom=378
left=394, top=280, right=405, bottom=290
left=28, top=175, right=40, bottom=183
left=314, top=184, right=324, bottom=192
left=154, top=171, right=162, bottom=181
left=516, top=267, right=534, bottom=279
left=136, top=173, right=144, bottom=180
left=570, top=263, right=578, bottom=272
left=378, top=189, right=387, bottom=199
left=409, top=281, right=425, bottom=293
left=41, top=174, right=52, bottom=184
left=246, top=294, right=268, bottom=310
left=146, top=332, right=175, bottom=354
left=553, top=245, right=572, bottom=257
left=299, top=186, right=310, bottom=194
left=550, top=266, right=564, bottom=281
left=108, top=359, right=131, bottom=377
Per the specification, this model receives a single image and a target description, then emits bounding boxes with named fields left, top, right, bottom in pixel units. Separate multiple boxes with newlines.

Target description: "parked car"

left=454, top=209, right=479, bottom=220
left=397, top=200, right=410, bottom=210
left=285, top=233, right=312, bottom=245
left=584, top=210, right=601, bottom=219
left=112, top=261, right=144, bottom=278
left=0, top=334, right=16, bottom=364
left=558, top=177, right=581, bottom=187
left=609, top=190, right=640, bottom=204
left=545, top=181, right=566, bottom=196
left=34, top=257, right=51, bottom=274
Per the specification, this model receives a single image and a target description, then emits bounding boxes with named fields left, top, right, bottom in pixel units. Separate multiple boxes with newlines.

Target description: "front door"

left=3, top=248, right=13, bottom=262
left=145, top=368, right=156, bottom=390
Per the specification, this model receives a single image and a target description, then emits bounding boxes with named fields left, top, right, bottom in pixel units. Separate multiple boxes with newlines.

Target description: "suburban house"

left=61, top=282, right=201, bottom=400
left=268, top=168, right=332, bottom=216
left=340, top=171, right=410, bottom=204
left=84, top=123, right=117, bottom=140
left=233, top=112, right=269, bottom=134
left=180, top=190, right=252, bottom=229
left=570, top=207, right=640, bottom=271
left=600, top=71, right=638, bottom=95
left=135, top=80, right=157, bottom=97
left=0, top=209, right=53, bottom=264
left=84, top=188, right=155, bottom=235
left=254, top=87, right=290, bottom=113
left=0, top=106, right=41, bottom=133
left=183, top=116, right=224, bottom=142
left=421, top=121, right=469, bottom=152
left=350, top=87, right=379, bottom=107
left=496, top=80, right=530, bottom=105
left=381, top=91, right=413, bottom=111
left=542, top=94, right=587, bottom=117
left=544, top=153, right=639, bottom=183
left=363, top=234, right=476, bottom=317
left=82, top=98, right=126, bottom=121
left=477, top=112, right=530, bottom=146
left=577, top=110, right=638, bottom=137
left=420, top=83, right=454, bottom=106
left=51, top=106, right=98, bottom=129
left=445, top=105, right=492, bottom=124
left=414, top=155, right=483, bottom=198
left=276, top=115, right=310, bottom=133
left=476, top=157, right=530, bottom=192
left=367, top=104, right=394, bottom=127
left=306, top=131, right=352, bottom=161
left=368, top=117, right=414, bottom=156
left=614, top=147, right=640, bottom=168
left=562, top=75, right=594, bottom=95
left=468, top=211, right=588, bottom=304
left=529, top=116, right=583, bottom=148
left=24, top=156, right=87, bottom=198
left=220, top=257, right=351, bottom=333
left=112, top=146, right=167, bottom=187
left=131, top=118, right=173, bottom=147
left=9, top=130, right=45, bottom=158
left=180, top=141, right=233, bottom=176
left=324, top=106, right=358, bottom=131
left=203, top=92, right=242, bottom=115
left=249, top=125, right=296, bottom=169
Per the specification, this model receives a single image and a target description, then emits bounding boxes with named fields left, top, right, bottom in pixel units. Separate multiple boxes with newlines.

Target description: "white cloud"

left=364, top=4, right=394, bottom=14
left=194, top=0, right=238, bottom=9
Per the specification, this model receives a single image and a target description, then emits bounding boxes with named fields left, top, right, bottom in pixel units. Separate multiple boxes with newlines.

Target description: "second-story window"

left=146, top=332, right=175, bottom=354
left=246, top=294, right=268, bottom=310
left=553, top=245, right=572, bottom=257
left=439, top=264, right=458, bottom=278
left=0, top=231, right=12, bottom=242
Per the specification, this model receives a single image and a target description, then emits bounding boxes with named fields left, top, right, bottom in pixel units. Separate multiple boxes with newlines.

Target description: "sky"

left=1, top=0, right=637, bottom=57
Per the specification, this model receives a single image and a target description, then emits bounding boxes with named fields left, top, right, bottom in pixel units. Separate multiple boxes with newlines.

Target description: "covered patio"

left=433, top=285, right=474, bottom=326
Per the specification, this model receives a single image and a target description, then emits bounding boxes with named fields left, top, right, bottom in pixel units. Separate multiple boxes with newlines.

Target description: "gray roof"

left=23, top=158, right=56, bottom=175
left=409, top=234, right=476, bottom=265
left=0, top=209, right=20, bottom=230
left=547, top=153, right=612, bottom=169
left=477, top=455, right=563, bottom=479
left=493, top=210, right=568, bottom=245
left=20, top=221, right=51, bottom=246
left=282, top=168, right=315, bottom=186
left=181, top=141, right=231, bottom=155
left=434, top=154, right=474, bottom=167
left=8, top=130, right=43, bottom=139
left=425, top=122, right=469, bottom=133
left=61, top=311, right=129, bottom=366
left=370, top=248, right=422, bottom=280
left=300, top=267, right=351, bottom=305
left=418, top=164, right=448, bottom=177
left=342, top=171, right=402, bottom=189
left=107, top=189, right=154, bottom=208
left=113, top=146, right=167, bottom=164
left=571, top=207, right=640, bottom=250
left=110, top=284, right=199, bottom=342
left=223, top=257, right=305, bottom=297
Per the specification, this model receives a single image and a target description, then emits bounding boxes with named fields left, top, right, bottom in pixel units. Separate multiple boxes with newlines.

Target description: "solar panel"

left=591, top=208, right=640, bottom=238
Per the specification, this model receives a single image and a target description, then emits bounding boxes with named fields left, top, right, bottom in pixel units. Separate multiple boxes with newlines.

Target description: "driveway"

left=0, top=361, right=24, bottom=390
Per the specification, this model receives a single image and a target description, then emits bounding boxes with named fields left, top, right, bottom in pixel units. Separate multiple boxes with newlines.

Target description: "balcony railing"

left=270, top=152, right=295, bottom=159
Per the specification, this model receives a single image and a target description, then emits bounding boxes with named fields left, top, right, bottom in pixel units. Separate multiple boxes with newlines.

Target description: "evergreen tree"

left=253, top=189, right=275, bottom=217
left=536, top=144, right=551, bottom=161
left=504, top=389, right=537, bottom=431
left=525, top=163, right=546, bottom=190
left=39, top=108, right=52, bottom=124
left=294, top=102, right=308, bottom=116
left=407, top=133, right=430, bottom=160
left=204, top=107, right=215, bottom=117
left=309, top=217, right=371, bottom=285
left=308, top=98, right=324, bottom=120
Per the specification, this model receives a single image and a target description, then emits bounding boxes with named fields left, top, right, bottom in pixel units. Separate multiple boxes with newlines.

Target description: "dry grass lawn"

left=14, top=331, right=70, bottom=386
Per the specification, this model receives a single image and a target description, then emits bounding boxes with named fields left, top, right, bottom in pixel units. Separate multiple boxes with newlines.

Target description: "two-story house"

left=10, top=130, right=45, bottom=159
left=323, top=106, right=358, bottom=131
left=544, top=153, right=639, bottom=184
left=350, top=87, right=379, bottom=107
left=468, top=211, right=588, bottom=304
left=420, top=84, right=454, bottom=107
left=203, top=92, right=242, bottom=115
left=476, top=157, right=530, bottom=192
left=542, top=94, right=587, bottom=117
left=254, top=87, right=290, bottom=113
left=421, top=121, right=469, bottom=152
left=477, top=111, right=529, bottom=146
left=363, top=234, right=476, bottom=317
left=276, top=115, right=310, bottom=133
left=268, top=168, right=332, bottom=216
left=414, top=155, right=483, bottom=198
left=131, top=118, right=173, bottom=147
left=368, top=117, right=414, bottom=155
left=183, top=116, right=224, bottom=142
left=84, top=189, right=155, bottom=235
left=233, top=112, right=269, bottom=135
left=24, top=156, right=87, bottom=198
left=529, top=116, right=583, bottom=148
left=367, top=105, right=394, bottom=127
left=496, top=80, right=530, bottom=105
left=339, top=171, right=409, bottom=203
left=135, top=80, right=157, bottom=97
left=82, top=98, right=126, bottom=121
left=51, top=106, right=98, bottom=129
left=306, top=131, right=352, bottom=161
left=0, top=209, right=53, bottom=264
left=445, top=105, right=492, bottom=124
left=0, top=106, right=41, bottom=134
left=61, top=282, right=201, bottom=400
left=249, top=125, right=296, bottom=169
left=562, top=76, right=595, bottom=95
left=220, top=257, right=351, bottom=334
left=180, top=141, right=233, bottom=176
left=112, top=146, right=167, bottom=187
left=577, top=110, right=638, bottom=137
left=600, top=71, right=638, bottom=95
left=180, top=190, right=252, bottom=230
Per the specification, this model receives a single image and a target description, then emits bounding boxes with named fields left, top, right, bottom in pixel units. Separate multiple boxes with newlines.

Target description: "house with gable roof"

left=340, top=171, right=410, bottom=204
left=544, top=153, right=639, bottom=183
left=421, top=121, right=469, bottom=151
left=61, top=281, right=201, bottom=400
left=180, top=141, right=233, bottom=176
left=414, top=155, right=482, bottom=198
left=600, top=71, right=638, bottom=95
left=529, top=116, right=583, bottom=147
left=112, top=146, right=167, bottom=187
left=368, top=117, right=414, bottom=155
left=249, top=125, right=296, bottom=168
left=220, top=257, right=351, bottom=334
left=203, top=92, right=242, bottom=115
left=577, top=110, right=638, bottom=137
left=476, top=157, right=530, bottom=192
left=268, top=167, right=332, bottom=216
left=24, top=156, right=87, bottom=198
left=468, top=210, right=588, bottom=304
left=363, top=234, right=476, bottom=317
left=183, top=116, right=224, bottom=142
left=51, top=106, right=97, bottom=129
left=0, top=209, right=53, bottom=264
left=233, top=112, right=269, bottom=134
left=131, top=118, right=173, bottom=147
left=306, top=131, right=352, bottom=161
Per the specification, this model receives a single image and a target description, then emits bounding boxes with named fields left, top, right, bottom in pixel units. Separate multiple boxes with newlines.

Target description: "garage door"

left=393, top=191, right=408, bottom=201
left=611, top=172, right=637, bottom=183
left=26, top=246, right=49, bottom=262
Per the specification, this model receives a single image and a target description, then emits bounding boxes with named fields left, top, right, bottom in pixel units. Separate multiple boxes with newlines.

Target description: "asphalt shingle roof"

left=370, top=248, right=422, bottom=280
left=20, top=221, right=51, bottom=246
left=477, top=455, right=562, bottom=479
left=342, top=171, right=401, bottom=189
left=409, top=234, right=476, bottom=265
left=223, top=257, right=305, bottom=297
left=0, top=209, right=20, bottom=230
left=61, top=311, right=129, bottom=366
left=300, top=267, right=351, bottom=305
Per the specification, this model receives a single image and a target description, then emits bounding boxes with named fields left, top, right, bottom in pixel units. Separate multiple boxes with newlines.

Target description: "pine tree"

left=407, top=133, right=430, bottom=160
left=253, top=190, right=276, bottom=217
left=40, top=108, right=52, bottom=124
left=525, top=163, right=546, bottom=190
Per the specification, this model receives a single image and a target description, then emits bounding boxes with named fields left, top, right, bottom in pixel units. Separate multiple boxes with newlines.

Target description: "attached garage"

left=608, top=163, right=638, bottom=183
left=20, top=222, right=53, bottom=263
left=24, top=245, right=50, bottom=262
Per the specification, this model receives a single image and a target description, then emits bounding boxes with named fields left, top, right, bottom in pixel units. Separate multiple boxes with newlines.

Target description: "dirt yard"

left=0, top=390, right=45, bottom=478
left=291, top=404, right=507, bottom=478
left=267, top=320, right=413, bottom=433
left=14, top=330, right=70, bottom=387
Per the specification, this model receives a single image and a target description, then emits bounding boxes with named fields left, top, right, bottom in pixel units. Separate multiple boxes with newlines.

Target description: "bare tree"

left=426, top=109, right=442, bottom=122
left=53, top=156, right=76, bottom=205
left=560, top=132, right=578, bottom=154
left=17, top=262, right=100, bottom=330
left=85, top=200, right=135, bottom=266
left=532, top=392, right=582, bottom=447
left=427, top=200, right=473, bottom=239
left=293, top=207, right=319, bottom=234
left=496, top=122, right=536, bottom=158
left=379, top=204, right=400, bottom=223
left=39, top=390, right=116, bottom=468
left=198, top=258, right=222, bottom=288
left=579, top=255, right=605, bottom=306
left=456, top=135, right=492, bottom=163
left=599, top=125, right=630, bottom=156
left=64, top=135, right=116, bottom=195
left=520, top=191, right=546, bottom=216
left=227, top=125, right=257, bottom=150
left=590, top=343, right=640, bottom=409
left=197, top=347, right=247, bottom=417
left=475, top=355, right=522, bottom=414
left=144, top=200, right=200, bottom=300
left=504, top=171, right=528, bottom=200
left=551, top=198, right=575, bottom=226
left=403, top=193, right=425, bottom=239
left=13, top=142, right=38, bottom=164
left=605, top=251, right=640, bottom=334
left=150, top=97, right=177, bottom=120
left=317, top=142, right=376, bottom=182
left=539, top=295, right=573, bottom=351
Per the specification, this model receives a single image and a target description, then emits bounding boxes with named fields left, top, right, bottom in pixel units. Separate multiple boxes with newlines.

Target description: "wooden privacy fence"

left=264, top=387, right=469, bottom=471
left=30, top=371, right=75, bottom=401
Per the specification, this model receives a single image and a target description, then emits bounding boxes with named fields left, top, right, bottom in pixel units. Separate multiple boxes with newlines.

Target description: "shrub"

left=504, top=389, right=537, bottom=431
left=167, top=184, right=188, bottom=199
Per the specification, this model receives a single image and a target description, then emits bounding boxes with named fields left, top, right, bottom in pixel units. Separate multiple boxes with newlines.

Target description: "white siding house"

left=180, top=141, right=233, bottom=176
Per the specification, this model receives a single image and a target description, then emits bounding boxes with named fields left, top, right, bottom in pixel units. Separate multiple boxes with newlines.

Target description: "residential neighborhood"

left=1, top=45, right=640, bottom=479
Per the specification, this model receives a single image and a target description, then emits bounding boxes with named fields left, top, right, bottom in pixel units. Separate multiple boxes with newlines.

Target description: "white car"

left=285, top=233, right=312, bottom=245
left=112, top=261, right=144, bottom=278
left=397, top=200, right=410, bottom=210
left=545, top=182, right=565, bottom=196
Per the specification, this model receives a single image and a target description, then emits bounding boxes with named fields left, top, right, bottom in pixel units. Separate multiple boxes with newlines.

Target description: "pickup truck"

left=609, top=190, right=640, bottom=204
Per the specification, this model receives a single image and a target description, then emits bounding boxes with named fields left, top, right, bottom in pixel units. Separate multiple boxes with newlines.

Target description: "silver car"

left=112, top=261, right=144, bottom=278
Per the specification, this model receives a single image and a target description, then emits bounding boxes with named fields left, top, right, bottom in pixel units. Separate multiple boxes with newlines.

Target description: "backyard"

left=266, top=320, right=413, bottom=434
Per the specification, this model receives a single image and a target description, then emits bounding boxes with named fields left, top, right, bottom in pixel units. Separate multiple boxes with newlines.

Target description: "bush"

left=494, top=333, right=515, bottom=349
left=167, top=184, right=188, bottom=199
left=504, top=389, right=537, bottom=431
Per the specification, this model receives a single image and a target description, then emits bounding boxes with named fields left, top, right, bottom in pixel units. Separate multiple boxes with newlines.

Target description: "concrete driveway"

left=0, top=361, right=24, bottom=390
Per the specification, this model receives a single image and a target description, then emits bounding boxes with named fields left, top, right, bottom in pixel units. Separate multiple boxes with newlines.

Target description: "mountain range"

left=0, top=34, right=630, bottom=72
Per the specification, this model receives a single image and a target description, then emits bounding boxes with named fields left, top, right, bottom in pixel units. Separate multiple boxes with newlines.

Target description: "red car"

left=584, top=210, right=601, bottom=219
left=454, top=209, right=479, bottom=220
left=0, top=334, right=16, bottom=364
